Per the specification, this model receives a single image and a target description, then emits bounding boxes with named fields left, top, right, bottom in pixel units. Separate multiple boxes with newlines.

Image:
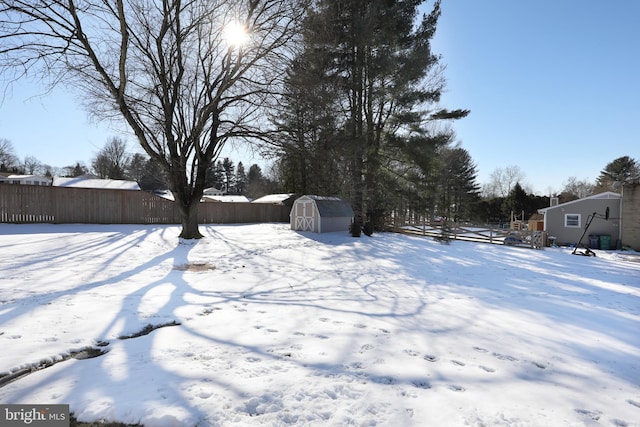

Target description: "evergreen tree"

left=436, top=147, right=481, bottom=222
left=276, top=0, right=467, bottom=231
left=503, top=182, right=528, bottom=221
left=235, top=162, right=247, bottom=194
left=138, top=158, right=168, bottom=191
left=221, top=158, right=235, bottom=193
left=595, top=156, right=639, bottom=191
left=246, top=164, right=266, bottom=198
left=127, top=153, right=148, bottom=183
left=272, top=55, right=344, bottom=195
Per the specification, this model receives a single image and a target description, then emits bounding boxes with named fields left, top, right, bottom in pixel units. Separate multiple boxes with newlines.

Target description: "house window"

left=565, top=214, right=581, bottom=228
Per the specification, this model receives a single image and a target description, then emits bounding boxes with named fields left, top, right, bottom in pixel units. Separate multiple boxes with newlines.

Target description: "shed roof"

left=300, top=195, right=354, bottom=218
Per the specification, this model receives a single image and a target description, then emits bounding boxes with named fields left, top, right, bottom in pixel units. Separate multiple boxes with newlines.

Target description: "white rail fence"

left=388, top=223, right=546, bottom=249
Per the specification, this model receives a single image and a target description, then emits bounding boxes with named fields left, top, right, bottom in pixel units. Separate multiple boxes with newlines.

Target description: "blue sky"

left=1, top=1, right=638, bottom=195
left=428, top=0, right=640, bottom=194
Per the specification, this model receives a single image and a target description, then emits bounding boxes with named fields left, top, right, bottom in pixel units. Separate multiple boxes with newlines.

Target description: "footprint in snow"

left=371, top=375, right=395, bottom=385
left=266, top=328, right=278, bottom=333
left=412, top=380, right=431, bottom=389
left=404, top=349, right=419, bottom=357
left=473, top=346, right=488, bottom=353
left=451, top=360, right=465, bottom=366
left=627, top=400, right=640, bottom=409
left=353, top=323, right=367, bottom=329
left=575, top=409, right=601, bottom=421
left=492, top=352, right=518, bottom=361
left=423, top=354, right=439, bottom=362
left=479, top=365, right=495, bottom=373
left=531, top=361, right=547, bottom=369
left=448, top=385, right=465, bottom=392
left=293, top=331, right=305, bottom=336
left=360, top=344, right=374, bottom=353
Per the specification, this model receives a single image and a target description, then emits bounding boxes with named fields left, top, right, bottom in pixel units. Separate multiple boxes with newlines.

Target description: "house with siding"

left=0, top=174, right=52, bottom=186
left=538, top=192, right=621, bottom=248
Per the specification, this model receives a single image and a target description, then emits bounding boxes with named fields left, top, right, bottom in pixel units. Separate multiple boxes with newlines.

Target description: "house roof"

left=538, top=191, right=621, bottom=214
left=4, top=174, right=51, bottom=181
left=53, top=177, right=141, bottom=190
left=202, top=195, right=250, bottom=203
left=297, top=195, right=354, bottom=218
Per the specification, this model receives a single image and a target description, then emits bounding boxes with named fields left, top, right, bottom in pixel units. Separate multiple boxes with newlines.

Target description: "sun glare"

left=224, top=21, right=250, bottom=48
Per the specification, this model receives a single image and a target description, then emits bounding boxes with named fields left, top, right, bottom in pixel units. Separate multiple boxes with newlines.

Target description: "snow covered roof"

left=0, top=173, right=51, bottom=182
left=538, top=191, right=621, bottom=213
left=201, top=195, right=250, bottom=203
left=6, top=174, right=51, bottom=180
left=153, top=190, right=174, bottom=201
left=53, top=177, right=141, bottom=190
left=252, top=193, right=295, bottom=204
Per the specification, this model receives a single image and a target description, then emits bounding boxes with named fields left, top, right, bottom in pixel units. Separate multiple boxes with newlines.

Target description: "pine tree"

left=276, top=0, right=467, bottom=231
left=235, top=162, right=247, bottom=194
left=595, top=156, right=639, bottom=190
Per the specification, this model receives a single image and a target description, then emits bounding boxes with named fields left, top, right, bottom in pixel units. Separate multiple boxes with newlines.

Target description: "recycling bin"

left=599, top=235, right=611, bottom=250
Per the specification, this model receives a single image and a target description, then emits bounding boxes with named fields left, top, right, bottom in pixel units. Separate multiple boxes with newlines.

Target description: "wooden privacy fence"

left=0, top=185, right=289, bottom=224
left=388, top=222, right=546, bottom=249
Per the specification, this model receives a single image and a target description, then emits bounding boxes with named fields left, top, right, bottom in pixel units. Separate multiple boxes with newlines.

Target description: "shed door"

left=295, top=200, right=314, bottom=231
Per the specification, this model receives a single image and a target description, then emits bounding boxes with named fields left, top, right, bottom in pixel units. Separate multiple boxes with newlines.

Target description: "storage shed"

left=290, top=195, right=354, bottom=233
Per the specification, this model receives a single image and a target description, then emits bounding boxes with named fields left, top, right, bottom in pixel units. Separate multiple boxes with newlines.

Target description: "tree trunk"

left=178, top=200, right=203, bottom=239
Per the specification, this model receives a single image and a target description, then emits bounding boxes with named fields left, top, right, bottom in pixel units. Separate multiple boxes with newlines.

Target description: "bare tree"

left=92, top=137, right=130, bottom=179
left=22, top=155, right=43, bottom=174
left=1, top=0, right=304, bottom=238
left=561, top=176, right=593, bottom=199
left=0, top=138, right=19, bottom=171
left=483, top=165, right=526, bottom=198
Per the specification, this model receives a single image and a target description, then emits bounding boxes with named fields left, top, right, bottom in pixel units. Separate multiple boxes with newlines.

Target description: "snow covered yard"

left=0, top=223, right=638, bottom=427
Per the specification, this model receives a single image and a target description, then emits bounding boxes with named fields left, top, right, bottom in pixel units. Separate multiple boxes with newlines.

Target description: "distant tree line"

left=2, top=128, right=637, bottom=224
left=0, top=136, right=278, bottom=199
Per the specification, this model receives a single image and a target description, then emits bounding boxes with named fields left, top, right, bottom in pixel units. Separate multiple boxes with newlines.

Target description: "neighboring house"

left=538, top=192, right=621, bottom=248
left=0, top=174, right=52, bottom=186
left=203, top=187, right=223, bottom=196
left=290, top=195, right=354, bottom=233
left=53, top=177, right=141, bottom=190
